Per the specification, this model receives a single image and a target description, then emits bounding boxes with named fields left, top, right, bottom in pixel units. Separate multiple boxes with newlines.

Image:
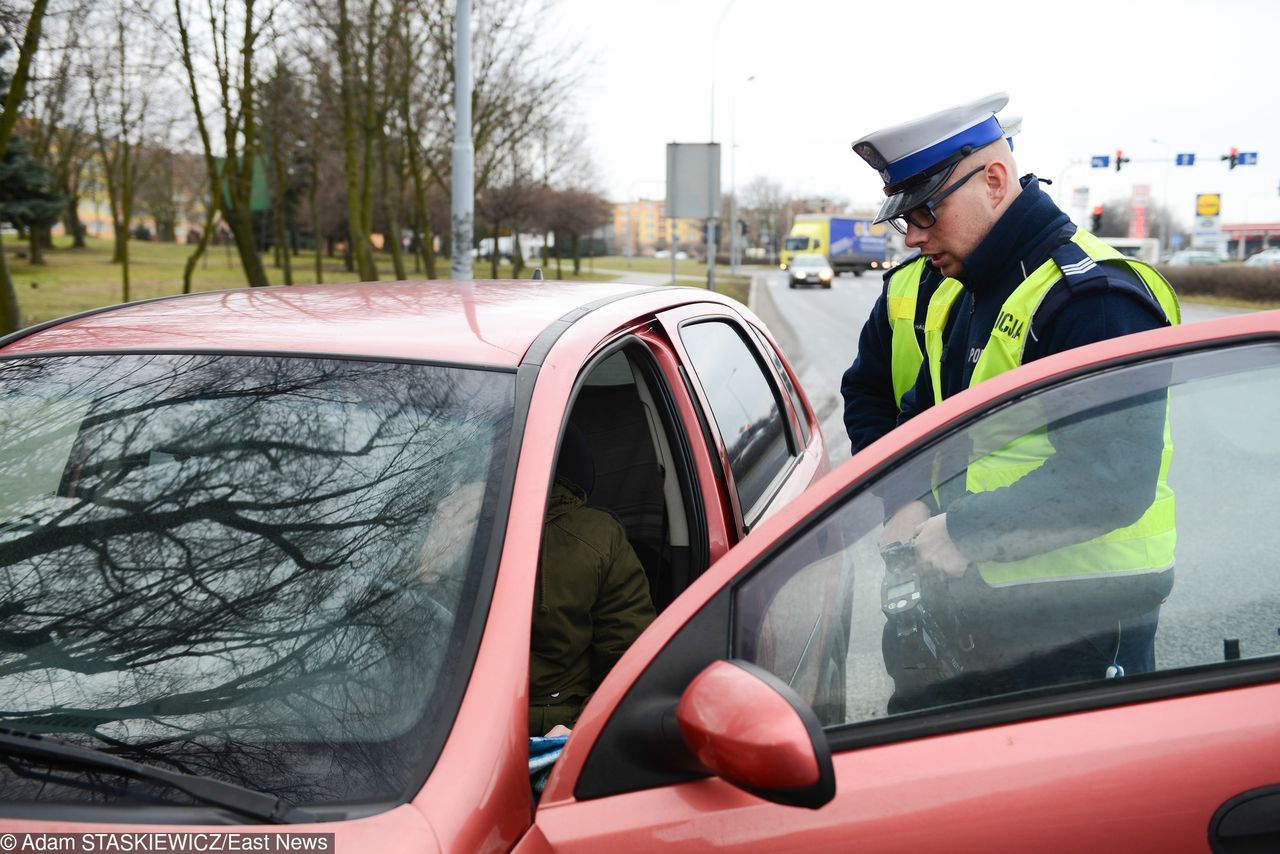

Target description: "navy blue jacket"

left=840, top=257, right=946, bottom=456
left=897, top=177, right=1172, bottom=562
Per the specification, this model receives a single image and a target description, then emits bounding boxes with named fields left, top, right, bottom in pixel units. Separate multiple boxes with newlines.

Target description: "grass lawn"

left=591, top=255, right=755, bottom=304
left=3, top=237, right=618, bottom=327
left=1181, top=294, right=1280, bottom=311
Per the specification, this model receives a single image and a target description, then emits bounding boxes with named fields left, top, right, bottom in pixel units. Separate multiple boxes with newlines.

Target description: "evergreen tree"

left=0, top=135, right=65, bottom=248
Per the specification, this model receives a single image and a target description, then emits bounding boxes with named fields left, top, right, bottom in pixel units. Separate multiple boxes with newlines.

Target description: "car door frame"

left=653, top=304, right=823, bottom=537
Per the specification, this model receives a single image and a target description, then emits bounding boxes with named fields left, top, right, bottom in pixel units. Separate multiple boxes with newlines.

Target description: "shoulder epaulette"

left=1035, top=240, right=1165, bottom=331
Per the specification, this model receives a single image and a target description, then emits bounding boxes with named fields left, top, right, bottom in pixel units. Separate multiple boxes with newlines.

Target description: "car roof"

left=0, top=280, right=673, bottom=367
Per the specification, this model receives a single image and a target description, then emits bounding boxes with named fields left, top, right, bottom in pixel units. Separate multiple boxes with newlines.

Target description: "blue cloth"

left=840, top=258, right=946, bottom=456
left=529, top=735, right=568, bottom=794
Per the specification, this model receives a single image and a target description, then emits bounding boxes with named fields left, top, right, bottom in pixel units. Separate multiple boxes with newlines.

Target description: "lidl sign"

left=1196, top=194, right=1221, bottom=217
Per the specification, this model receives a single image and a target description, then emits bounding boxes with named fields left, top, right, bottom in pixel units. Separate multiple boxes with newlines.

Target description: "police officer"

left=851, top=93, right=1180, bottom=706
left=841, top=114, right=1020, bottom=541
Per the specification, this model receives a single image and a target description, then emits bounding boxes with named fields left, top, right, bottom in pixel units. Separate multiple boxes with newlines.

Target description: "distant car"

left=1165, top=249, right=1223, bottom=267
left=1244, top=248, right=1280, bottom=270
left=788, top=252, right=834, bottom=288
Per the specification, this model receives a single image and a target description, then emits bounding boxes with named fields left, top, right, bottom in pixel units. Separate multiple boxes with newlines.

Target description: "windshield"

left=792, top=255, right=826, bottom=268
left=0, top=353, right=513, bottom=809
left=783, top=236, right=811, bottom=251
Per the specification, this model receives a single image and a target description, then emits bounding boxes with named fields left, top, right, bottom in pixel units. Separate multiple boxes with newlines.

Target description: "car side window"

left=731, top=342, right=1280, bottom=728
left=749, top=325, right=811, bottom=446
left=678, top=320, right=793, bottom=520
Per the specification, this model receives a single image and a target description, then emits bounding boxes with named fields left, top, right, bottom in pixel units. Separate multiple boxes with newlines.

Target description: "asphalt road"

left=747, top=267, right=1278, bottom=709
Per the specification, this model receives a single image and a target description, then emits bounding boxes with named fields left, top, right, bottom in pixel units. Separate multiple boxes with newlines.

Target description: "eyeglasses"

left=887, top=165, right=986, bottom=234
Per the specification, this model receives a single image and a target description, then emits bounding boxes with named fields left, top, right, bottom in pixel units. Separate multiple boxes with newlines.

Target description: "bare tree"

left=475, top=179, right=533, bottom=279
left=415, top=1, right=589, bottom=213
left=557, top=187, right=610, bottom=275
left=86, top=0, right=173, bottom=303
left=260, top=56, right=308, bottom=286
left=172, top=0, right=272, bottom=288
left=23, top=0, right=92, bottom=260
left=741, top=176, right=789, bottom=263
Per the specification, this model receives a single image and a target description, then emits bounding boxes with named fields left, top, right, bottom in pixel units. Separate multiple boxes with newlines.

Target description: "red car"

left=1, top=283, right=1278, bottom=853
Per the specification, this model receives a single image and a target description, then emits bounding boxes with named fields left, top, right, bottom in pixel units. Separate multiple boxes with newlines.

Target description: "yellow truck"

left=780, top=214, right=889, bottom=276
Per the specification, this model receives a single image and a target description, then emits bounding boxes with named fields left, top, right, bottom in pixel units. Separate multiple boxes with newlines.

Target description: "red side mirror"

left=675, top=659, right=835, bottom=809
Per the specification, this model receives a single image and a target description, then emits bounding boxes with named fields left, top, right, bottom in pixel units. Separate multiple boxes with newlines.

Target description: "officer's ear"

left=983, top=158, right=1016, bottom=210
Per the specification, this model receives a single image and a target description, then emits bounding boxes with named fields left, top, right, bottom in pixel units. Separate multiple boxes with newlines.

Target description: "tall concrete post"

left=451, top=0, right=474, bottom=281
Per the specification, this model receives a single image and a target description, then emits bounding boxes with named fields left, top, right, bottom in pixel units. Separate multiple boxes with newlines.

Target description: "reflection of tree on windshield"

left=0, top=354, right=513, bottom=805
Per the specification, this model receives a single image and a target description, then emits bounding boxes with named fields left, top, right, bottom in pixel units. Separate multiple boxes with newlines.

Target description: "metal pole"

left=729, top=75, right=754, bottom=274
left=729, top=86, right=737, bottom=274
left=670, top=218, right=677, bottom=285
left=706, top=0, right=739, bottom=293
left=1152, top=138, right=1171, bottom=258
left=450, top=0, right=473, bottom=281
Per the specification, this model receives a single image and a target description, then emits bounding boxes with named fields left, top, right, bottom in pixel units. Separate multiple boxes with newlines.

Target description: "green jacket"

left=529, top=481, right=655, bottom=734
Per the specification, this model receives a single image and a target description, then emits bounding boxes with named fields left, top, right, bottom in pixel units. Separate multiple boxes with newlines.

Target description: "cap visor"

left=873, top=165, right=955, bottom=224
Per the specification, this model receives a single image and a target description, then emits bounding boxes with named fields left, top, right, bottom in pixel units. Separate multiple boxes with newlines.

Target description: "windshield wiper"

left=0, top=727, right=310, bottom=823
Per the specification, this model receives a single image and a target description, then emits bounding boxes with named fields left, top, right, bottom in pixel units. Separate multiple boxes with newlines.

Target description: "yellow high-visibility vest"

left=921, top=229, right=1180, bottom=586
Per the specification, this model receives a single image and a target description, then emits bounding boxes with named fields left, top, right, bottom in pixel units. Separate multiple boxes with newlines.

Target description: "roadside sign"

left=1193, top=193, right=1223, bottom=251
left=1196, top=193, right=1221, bottom=217
left=1238, top=152, right=1258, bottom=166
left=666, top=143, right=720, bottom=219
left=1090, top=156, right=1110, bottom=168
left=1176, top=153, right=1196, bottom=166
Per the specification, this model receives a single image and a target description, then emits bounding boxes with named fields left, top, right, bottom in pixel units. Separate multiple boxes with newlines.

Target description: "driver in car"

left=530, top=424, right=655, bottom=737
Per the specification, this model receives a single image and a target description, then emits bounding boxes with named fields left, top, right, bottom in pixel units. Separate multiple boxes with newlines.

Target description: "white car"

left=1165, top=250, right=1223, bottom=267
left=1245, top=248, right=1280, bottom=269
left=788, top=253, right=834, bottom=288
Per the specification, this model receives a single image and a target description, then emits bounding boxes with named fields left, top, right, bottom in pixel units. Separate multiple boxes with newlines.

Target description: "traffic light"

left=1115, top=150, right=1130, bottom=172
left=1091, top=206, right=1104, bottom=232
left=1223, top=146, right=1239, bottom=169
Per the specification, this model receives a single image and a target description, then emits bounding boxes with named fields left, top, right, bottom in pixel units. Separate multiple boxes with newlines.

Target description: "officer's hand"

left=879, top=500, right=930, bottom=547
left=912, top=513, right=969, bottom=576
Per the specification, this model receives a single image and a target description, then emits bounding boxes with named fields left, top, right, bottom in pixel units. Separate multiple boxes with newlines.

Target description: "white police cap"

left=999, top=113, right=1022, bottom=149
left=852, top=92, right=1010, bottom=225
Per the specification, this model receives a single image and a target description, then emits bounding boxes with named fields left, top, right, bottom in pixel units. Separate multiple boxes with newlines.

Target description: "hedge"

left=1155, top=265, right=1280, bottom=303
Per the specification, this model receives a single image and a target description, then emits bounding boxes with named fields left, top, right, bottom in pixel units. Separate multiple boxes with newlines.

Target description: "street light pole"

left=706, top=0, right=740, bottom=292
left=1151, top=137, right=1172, bottom=257
left=729, top=74, right=754, bottom=274
left=450, top=0, right=473, bottom=281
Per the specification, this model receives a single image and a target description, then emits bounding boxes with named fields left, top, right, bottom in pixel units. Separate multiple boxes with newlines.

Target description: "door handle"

left=1210, top=784, right=1280, bottom=853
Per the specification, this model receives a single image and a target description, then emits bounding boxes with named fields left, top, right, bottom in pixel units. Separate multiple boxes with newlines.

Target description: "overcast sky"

left=553, top=0, right=1280, bottom=226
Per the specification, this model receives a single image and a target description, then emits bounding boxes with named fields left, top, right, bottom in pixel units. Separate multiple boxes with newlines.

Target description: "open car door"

left=519, top=311, right=1280, bottom=854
